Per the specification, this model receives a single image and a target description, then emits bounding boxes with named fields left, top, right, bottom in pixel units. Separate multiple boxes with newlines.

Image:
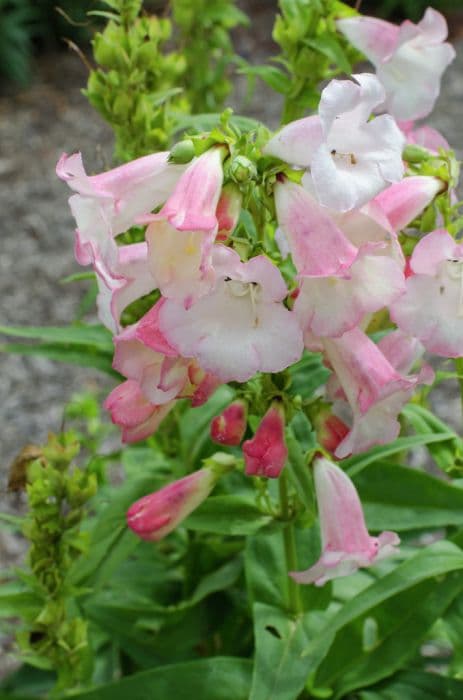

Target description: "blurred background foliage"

left=0, top=0, right=458, bottom=87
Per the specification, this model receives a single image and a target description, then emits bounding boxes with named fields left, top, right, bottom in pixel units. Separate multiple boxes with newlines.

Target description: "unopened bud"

left=216, top=184, right=242, bottom=242
left=229, top=155, right=257, bottom=184
left=313, top=408, right=350, bottom=456
left=243, top=404, right=287, bottom=478
left=210, top=400, right=247, bottom=446
left=127, top=467, right=218, bottom=541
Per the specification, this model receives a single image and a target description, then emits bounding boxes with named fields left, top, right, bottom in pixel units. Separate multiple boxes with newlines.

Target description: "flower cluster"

left=58, top=7, right=458, bottom=584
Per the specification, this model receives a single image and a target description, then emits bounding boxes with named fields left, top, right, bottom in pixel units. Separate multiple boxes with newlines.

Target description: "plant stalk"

left=279, top=473, right=302, bottom=614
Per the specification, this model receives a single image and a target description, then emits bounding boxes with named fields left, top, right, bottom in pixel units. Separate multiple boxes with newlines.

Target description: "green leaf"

left=185, top=495, right=273, bottom=535
left=0, top=583, right=40, bottom=619
left=355, top=461, right=463, bottom=531
left=342, top=433, right=456, bottom=477
left=305, top=36, right=351, bottom=73
left=285, top=419, right=315, bottom=514
left=0, top=342, right=116, bottom=375
left=70, top=475, right=164, bottom=588
left=288, top=351, right=330, bottom=400
left=71, top=657, right=252, bottom=700
left=402, top=403, right=463, bottom=472
left=302, top=541, right=463, bottom=697
left=245, top=527, right=330, bottom=612
left=357, top=670, right=463, bottom=699
left=249, top=603, right=315, bottom=700
left=172, top=113, right=261, bottom=135
left=0, top=323, right=113, bottom=351
left=241, top=65, right=290, bottom=94
left=189, top=557, right=243, bottom=606
left=179, top=386, right=234, bottom=469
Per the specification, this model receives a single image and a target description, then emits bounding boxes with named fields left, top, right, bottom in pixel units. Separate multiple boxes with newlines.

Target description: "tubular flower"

left=322, top=327, right=433, bottom=458
left=56, top=151, right=184, bottom=266
left=103, top=379, right=175, bottom=444
left=337, top=9, right=455, bottom=120
left=265, top=73, right=405, bottom=211
left=142, top=148, right=226, bottom=306
left=274, top=179, right=405, bottom=338
left=390, top=229, right=463, bottom=357
left=290, top=457, right=400, bottom=586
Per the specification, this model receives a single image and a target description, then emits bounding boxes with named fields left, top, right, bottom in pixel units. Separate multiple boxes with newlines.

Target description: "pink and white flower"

left=94, top=242, right=156, bottom=333
left=104, top=379, right=174, bottom=443
left=290, top=457, right=400, bottom=586
left=155, top=246, right=304, bottom=383
left=56, top=151, right=184, bottom=266
left=337, top=9, right=455, bottom=121
left=142, top=148, right=225, bottom=305
left=275, top=180, right=405, bottom=337
left=322, top=327, right=433, bottom=457
left=391, top=229, right=463, bottom=357
left=112, top=320, right=189, bottom=405
left=265, top=73, right=405, bottom=211
left=373, top=176, right=444, bottom=233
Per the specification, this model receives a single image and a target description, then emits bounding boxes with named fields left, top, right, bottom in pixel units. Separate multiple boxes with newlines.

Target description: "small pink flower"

left=337, top=9, right=455, bottom=120
left=127, top=468, right=218, bottom=541
left=390, top=229, right=463, bottom=357
left=112, top=321, right=189, bottom=405
left=155, top=147, right=225, bottom=232
left=373, top=176, right=444, bottom=233
left=210, top=401, right=247, bottom=446
left=104, top=379, right=174, bottom=443
left=321, top=327, right=433, bottom=457
left=290, top=457, right=400, bottom=586
left=243, top=405, right=287, bottom=478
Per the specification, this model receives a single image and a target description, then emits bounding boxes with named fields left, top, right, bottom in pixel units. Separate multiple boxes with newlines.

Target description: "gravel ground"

left=0, top=2, right=462, bottom=677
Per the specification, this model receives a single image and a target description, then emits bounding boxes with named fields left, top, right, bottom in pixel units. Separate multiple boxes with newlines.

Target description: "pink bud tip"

left=243, top=405, right=287, bottom=478
left=126, top=469, right=216, bottom=541
left=210, top=401, right=247, bottom=446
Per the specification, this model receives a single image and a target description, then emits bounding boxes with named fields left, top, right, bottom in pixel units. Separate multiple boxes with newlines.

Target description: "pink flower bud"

left=127, top=468, right=217, bottom=541
left=243, top=405, right=287, bottom=478
left=210, top=401, right=247, bottom=446
left=314, top=408, right=349, bottom=455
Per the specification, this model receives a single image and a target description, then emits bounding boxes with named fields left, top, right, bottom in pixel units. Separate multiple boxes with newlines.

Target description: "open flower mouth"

left=225, top=278, right=262, bottom=327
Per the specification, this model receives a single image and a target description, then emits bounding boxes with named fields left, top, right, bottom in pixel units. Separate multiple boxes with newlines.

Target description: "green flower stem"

left=455, top=358, right=463, bottom=421
left=279, top=472, right=302, bottom=614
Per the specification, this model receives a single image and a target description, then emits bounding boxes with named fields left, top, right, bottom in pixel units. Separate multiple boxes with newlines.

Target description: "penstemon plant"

left=3, top=3, right=463, bottom=699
